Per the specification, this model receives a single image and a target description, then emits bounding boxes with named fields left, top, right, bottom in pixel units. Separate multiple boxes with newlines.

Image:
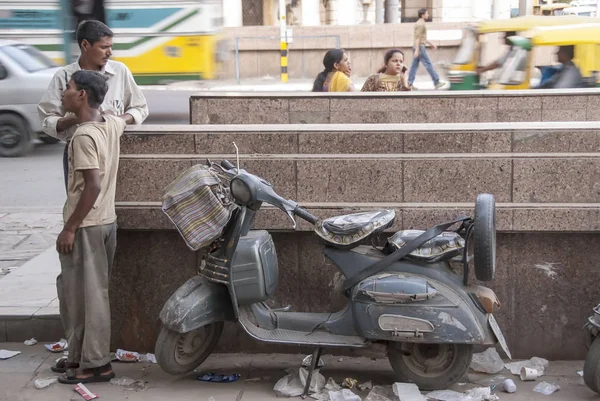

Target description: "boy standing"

left=53, top=70, right=124, bottom=384
left=408, top=8, right=445, bottom=90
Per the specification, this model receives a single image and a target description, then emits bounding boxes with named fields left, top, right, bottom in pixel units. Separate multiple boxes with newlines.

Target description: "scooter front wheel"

left=155, top=322, right=223, bottom=375
left=387, top=342, right=473, bottom=391
left=584, top=336, right=600, bottom=394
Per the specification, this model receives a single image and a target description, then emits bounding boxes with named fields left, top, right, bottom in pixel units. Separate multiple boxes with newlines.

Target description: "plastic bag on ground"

left=505, top=357, right=549, bottom=376
left=426, top=387, right=498, bottom=401
left=115, top=349, right=140, bottom=362
left=468, top=374, right=507, bottom=387
left=24, top=338, right=38, bottom=346
left=393, top=383, right=427, bottom=401
left=303, top=354, right=325, bottom=368
left=329, top=389, right=361, bottom=401
left=365, top=386, right=396, bottom=401
left=274, top=367, right=325, bottom=397
left=470, top=348, right=504, bottom=374
left=533, top=381, right=560, bottom=395
left=34, top=377, right=58, bottom=389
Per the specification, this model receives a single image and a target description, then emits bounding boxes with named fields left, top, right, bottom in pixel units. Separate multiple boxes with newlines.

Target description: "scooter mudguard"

left=159, top=275, right=235, bottom=333
left=351, top=271, right=496, bottom=345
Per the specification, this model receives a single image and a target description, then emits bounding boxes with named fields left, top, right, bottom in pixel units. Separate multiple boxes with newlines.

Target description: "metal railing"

left=233, top=34, right=341, bottom=83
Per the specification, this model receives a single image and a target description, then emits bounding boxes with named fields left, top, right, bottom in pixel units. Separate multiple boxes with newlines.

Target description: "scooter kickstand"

left=301, top=347, right=323, bottom=399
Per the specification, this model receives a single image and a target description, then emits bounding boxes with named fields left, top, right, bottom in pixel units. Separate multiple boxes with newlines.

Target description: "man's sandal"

left=58, top=364, right=115, bottom=384
left=51, top=357, right=79, bottom=373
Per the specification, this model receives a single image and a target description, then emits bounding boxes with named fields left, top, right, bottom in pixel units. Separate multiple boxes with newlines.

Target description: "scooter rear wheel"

left=584, top=336, right=600, bottom=394
left=155, top=322, right=223, bottom=375
left=387, top=342, right=473, bottom=391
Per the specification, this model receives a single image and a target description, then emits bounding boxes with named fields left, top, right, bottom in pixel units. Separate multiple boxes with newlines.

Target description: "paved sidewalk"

left=0, top=344, right=594, bottom=401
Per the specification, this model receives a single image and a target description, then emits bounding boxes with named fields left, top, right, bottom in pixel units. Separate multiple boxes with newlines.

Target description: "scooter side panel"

left=159, top=275, right=235, bottom=333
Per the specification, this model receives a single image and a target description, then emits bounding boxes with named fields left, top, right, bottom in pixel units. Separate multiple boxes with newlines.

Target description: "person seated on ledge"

left=535, top=45, right=583, bottom=89
left=361, top=49, right=411, bottom=92
left=312, top=48, right=356, bottom=92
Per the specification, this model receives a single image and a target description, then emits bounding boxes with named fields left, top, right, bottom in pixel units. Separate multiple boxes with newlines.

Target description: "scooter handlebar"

left=294, top=206, right=319, bottom=225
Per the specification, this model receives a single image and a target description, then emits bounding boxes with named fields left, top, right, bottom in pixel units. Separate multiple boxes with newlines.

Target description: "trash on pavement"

left=342, top=377, right=358, bottom=389
left=328, top=389, right=362, bottom=401
left=364, top=386, right=396, bottom=401
left=197, top=372, right=241, bottom=383
left=274, top=367, right=325, bottom=397
left=0, top=349, right=21, bottom=359
left=533, top=381, right=560, bottom=395
left=577, top=370, right=584, bottom=377
left=392, top=383, right=426, bottom=401
left=45, top=339, right=68, bottom=353
left=468, top=374, right=507, bottom=387
left=303, top=354, right=325, bottom=368
left=138, top=353, right=157, bottom=364
left=505, top=357, right=549, bottom=376
left=24, top=338, right=38, bottom=346
left=73, top=383, right=98, bottom=400
left=470, top=348, right=505, bottom=374
left=520, top=367, right=540, bottom=381
left=358, top=381, right=373, bottom=391
left=34, top=377, right=58, bottom=389
left=503, top=378, right=516, bottom=393
left=426, top=387, right=499, bottom=401
left=110, top=376, right=146, bottom=391
left=115, top=349, right=139, bottom=362
left=325, top=378, right=342, bottom=391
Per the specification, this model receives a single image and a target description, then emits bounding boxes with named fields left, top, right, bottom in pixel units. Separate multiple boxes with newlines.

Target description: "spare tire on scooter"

left=473, top=193, right=496, bottom=282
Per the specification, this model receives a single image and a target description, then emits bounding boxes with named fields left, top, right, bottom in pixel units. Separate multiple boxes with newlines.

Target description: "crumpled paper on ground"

left=44, top=339, right=68, bottom=353
left=533, top=381, right=560, bottom=395
left=328, top=389, right=361, bottom=401
left=364, top=386, right=396, bottom=401
left=470, top=348, right=504, bottom=374
left=115, top=349, right=140, bottom=362
left=393, top=383, right=427, bottom=401
left=34, top=377, right=58, bottom=389
left=273, top=367, right=325, bottom=397
left=311, top=378, right=344, bottom=400
left=24, top=338, right=38, bottom=346
left=0, top=350, right=21, bottom=360
left=505, top=357, right=549, bottom=376
left=426, top=387, right=499, bottom=401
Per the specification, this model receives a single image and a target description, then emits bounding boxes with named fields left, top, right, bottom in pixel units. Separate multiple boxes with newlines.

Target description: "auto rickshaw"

left=535, top=3, right=570, bottom=15
left=487, top=24, right=600, bottom=90
left=447, top=16, right=600, bottom=90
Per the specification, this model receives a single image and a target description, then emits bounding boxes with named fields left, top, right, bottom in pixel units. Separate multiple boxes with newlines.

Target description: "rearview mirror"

left=0, top=65, right=7, bottom=80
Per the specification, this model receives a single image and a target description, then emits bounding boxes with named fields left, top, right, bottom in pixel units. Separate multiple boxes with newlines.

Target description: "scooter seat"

left=315, top=210, right=395, bottom=249
left=383, top=229, right=465, bottom=263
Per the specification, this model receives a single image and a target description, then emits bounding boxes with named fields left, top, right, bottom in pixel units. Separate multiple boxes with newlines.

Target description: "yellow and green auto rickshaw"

left=488, top=24, right=600, bottom=90
left=447, top=16, right=600, bottom=90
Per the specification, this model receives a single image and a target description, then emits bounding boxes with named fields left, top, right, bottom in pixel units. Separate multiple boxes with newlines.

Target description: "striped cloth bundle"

left=162, top=164, right=233, bottom=251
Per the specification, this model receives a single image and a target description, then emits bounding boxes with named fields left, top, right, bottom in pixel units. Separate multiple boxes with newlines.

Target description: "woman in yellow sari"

left=361, top=49, right=411, bottom=92
left=312, top=49, right=357, bottom=92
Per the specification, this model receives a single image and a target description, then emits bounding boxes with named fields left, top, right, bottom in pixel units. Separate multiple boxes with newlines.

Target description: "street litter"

left=197, top=372, right=241, bottom=383
left=303, top=354, right=326, bottom=368
left=533, top=381, right=560, bottom=395
left=0, top=349, right=21, bottom=360
left=470, top=348, right=504, bottom=374
left=325, top=378, right=342, bottom=391
left=24, top=338, right=38, bottom=346
left=358, top=381, right=373, bottom=391
left=426, top=387, right=499, bottom=401
left=468, top=374, right=506, bottom=387
left=115, top=349, right=139, bottom=362
left=45, top=339, right=68, bottom=353
left=577, top=371, right=584, bottom=377
left=110, top=376, right=147, bottom=391
left=138, top=353, right=157, bottom=364
left=505, top=357, right=549, bottom=376
left=34, top=377, right=58, bottom=389
left=329, top=389, right=362, bottom=401
left=364, top=386, right=396, bottom=401
left=74, top=383, right=98, bottom=400
left=503, top=379, right=516, bottom=393
left=520, top=367, right=540, bottom=381
left=274, top=367, right=325, bottom=397
left=343, top=377, right=358, bottom=389
left=393, top=383, right=426, bottom=401
left=311, top=378, right=344, bottom=400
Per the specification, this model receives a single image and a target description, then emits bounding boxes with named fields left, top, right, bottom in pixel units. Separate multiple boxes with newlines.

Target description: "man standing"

left=38, top=20, right=148, bottom=189
left=407, top=8, right=445, bottom=90
left=53, top=70, right=124, bottom=384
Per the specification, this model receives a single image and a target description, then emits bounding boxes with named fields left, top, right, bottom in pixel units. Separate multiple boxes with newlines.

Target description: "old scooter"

left=583, top=304, right=600, bottom=393
left=155, top=159, right=511, bottom=393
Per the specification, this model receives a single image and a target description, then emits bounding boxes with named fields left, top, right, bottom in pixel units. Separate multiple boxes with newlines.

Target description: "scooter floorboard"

left=238, top=307, right=369, bottom=347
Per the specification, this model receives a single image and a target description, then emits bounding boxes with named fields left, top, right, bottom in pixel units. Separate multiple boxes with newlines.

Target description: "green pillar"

left=60, top=0, right=72, bottom=64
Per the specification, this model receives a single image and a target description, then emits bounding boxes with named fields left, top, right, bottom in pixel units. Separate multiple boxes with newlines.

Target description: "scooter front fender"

left=159, top=275, right=235, bottom=333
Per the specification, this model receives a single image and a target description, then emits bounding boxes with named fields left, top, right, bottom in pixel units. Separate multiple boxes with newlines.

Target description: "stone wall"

left=113, top=122, right=600, bottom=359
left=190, top=89, right=600, bottom=125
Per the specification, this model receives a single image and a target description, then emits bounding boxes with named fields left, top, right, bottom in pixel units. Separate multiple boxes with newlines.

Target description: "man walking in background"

left=408, top=8, right=445, bottom=90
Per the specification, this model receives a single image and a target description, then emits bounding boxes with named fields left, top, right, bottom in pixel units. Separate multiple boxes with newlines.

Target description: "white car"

left=0, top=40, right=62, bottom=157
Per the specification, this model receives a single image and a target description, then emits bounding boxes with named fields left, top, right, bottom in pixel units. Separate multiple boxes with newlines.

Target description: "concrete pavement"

left=0, top=344, right=595, bottom=401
